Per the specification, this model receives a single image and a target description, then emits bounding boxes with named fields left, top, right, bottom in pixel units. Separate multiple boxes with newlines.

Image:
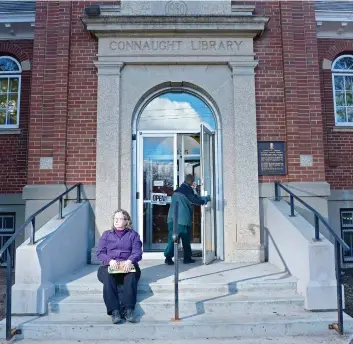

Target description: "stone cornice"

left=94, top=61, right=124, bottom=75
left=81, top=15, right=269, bottom=38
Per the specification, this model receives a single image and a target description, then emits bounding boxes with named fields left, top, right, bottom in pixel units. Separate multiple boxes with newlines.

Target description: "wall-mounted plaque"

left=258, top=142, right=286, bottom=176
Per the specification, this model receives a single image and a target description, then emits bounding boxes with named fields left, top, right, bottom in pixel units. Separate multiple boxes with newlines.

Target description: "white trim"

left=0, top=34, right=34, bottom=41
left=0, top=128, right=21, bottom=135
left=0, top=14, right=35, bottom=24
left=317, top=32, right=353, bottom=39
left=316, top=12, right=353, bottom=23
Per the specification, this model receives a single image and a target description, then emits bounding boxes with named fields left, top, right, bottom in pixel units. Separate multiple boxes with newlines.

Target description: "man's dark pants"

left=97, top=265, right=141, bottom=315
left=164, top=222, right=192, bottom=261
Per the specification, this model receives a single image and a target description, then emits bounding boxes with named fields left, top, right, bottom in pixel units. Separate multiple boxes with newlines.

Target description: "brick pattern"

left=0, top=40, right=33, bottom=193
left=318, top=39, right=353, bottom=189
left=27, top=1, right=116, bottom=185
left=26, top=1, right=326, bottom=186
left=255, top=1, right=325, bottom=183
left=28, top=1, right=72, bottom=184
left=65, top=2, right=99, bottom=184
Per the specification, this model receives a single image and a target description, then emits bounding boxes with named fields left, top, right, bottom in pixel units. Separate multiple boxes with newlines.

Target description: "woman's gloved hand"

left=123, top=260, right=133, bottom=273
left=109, top=259, right=119, bottom=270
left=205, top=195, right=211, bottom=202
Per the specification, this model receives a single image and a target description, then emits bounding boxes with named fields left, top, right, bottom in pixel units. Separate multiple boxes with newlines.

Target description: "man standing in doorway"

left=164, top=174, right=211, bottom=265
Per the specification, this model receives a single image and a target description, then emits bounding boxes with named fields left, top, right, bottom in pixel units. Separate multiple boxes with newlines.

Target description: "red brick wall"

left=0, top=41, right=33, bottom=193
left=28, top=2, right=96, bottom=184
left=318, top=39, right=353, bottom=189
left=28, top=1, right=326, bottom=186
left=28, top=1, right=121, bottom=185
left=254, top=1, right=325, bottom=183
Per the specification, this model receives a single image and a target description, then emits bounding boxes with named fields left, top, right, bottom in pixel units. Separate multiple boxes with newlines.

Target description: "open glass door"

left=138, top=133, right=177, bottom=250
left=201, top=125, right=216, bottom=264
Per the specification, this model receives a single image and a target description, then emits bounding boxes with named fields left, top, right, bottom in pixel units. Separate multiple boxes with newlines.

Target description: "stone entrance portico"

left=83, top=0, right=269, bottom=262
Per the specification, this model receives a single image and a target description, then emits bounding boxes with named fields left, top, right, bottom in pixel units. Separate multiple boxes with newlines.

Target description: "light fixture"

left=85, top=5, right=101, bottom=17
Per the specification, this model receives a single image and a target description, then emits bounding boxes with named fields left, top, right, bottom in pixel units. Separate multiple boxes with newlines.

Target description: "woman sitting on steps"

left=96, top=209, right=143, bottom=324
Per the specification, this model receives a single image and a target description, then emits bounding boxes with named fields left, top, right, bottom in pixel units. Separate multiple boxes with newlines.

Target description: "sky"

left=138, top=92, right=216, bottom=131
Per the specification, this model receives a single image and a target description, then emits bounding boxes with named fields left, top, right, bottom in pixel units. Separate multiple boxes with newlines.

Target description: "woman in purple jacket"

left=97, top=209, right=142, bottom=324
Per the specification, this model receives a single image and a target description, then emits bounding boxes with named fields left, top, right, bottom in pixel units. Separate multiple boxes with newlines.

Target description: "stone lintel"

left=82, top=15, right=269, bottom=38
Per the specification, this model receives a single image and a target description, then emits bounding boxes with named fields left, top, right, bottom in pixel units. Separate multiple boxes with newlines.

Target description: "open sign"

left=151, top=193, right=168, bottom=204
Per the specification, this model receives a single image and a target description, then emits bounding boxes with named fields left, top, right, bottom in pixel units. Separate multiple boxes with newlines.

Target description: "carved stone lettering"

left=109, top=39, right=243, bottom=53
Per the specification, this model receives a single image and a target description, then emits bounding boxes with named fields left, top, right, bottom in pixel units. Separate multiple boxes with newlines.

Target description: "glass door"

left=138, top=134, right=177, bottom=250
left=178, top=134, right=202, bottom=251
left=201, top=125, right=216, bottom=264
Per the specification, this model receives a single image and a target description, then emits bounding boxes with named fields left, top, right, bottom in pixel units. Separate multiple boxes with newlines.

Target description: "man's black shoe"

left=111, top=309, right=122, bottom=324
left=183, top=258, right=196, bottom=264
left=125, top=308, right=136, bottom=323
left=165, top=257, right=174, bottom=265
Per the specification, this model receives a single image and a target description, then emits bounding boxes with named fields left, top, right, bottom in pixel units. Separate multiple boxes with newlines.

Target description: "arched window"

left=332, top=55, right=353, bottom=125
left=0, top=56, right=21, bottom=128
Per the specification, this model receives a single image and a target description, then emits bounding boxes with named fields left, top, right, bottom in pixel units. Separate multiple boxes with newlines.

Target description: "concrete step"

left=48, top=291, right=304, bottom=315
left=55, top=279, right=298, bottom=296
left=55, top=261, right=299, bottom=297
left=3, top=337, right=350, bottom=344
left=3, top=311, right=353, bottom=340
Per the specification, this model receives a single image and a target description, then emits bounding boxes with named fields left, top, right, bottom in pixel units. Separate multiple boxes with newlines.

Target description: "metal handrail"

left=172, top=201, right=180, bottom=322
left=274, top=181, right=349, bottom=335
left=0, top=183, right=82, bottom=340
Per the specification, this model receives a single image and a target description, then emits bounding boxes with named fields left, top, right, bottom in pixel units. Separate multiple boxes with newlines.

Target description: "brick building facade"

left=1, top=0, right=353, bottom=264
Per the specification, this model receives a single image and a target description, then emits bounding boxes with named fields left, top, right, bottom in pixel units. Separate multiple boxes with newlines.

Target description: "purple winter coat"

left=96, top=229, right=143, bottom=265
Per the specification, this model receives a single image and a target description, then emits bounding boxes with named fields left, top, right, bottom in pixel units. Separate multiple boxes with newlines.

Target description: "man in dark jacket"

left=164, top=174, right=210, bottom=265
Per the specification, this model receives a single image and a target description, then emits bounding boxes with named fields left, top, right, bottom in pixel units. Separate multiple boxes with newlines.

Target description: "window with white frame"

left=341, top=209, right=353, bottom=262
left=0, top=56, right=22, bottom=128
left=332, top=55, right=353, bottom=126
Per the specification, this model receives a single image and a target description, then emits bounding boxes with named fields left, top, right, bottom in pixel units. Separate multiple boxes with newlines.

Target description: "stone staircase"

left=3, top=260, right=353, bottom=340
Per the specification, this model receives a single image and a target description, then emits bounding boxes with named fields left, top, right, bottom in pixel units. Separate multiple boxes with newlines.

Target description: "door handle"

left=204, top=191, right=211, bottom=209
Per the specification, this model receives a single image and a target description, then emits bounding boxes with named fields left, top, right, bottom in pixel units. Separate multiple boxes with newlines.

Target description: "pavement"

left=2, top=336, right=353, bottom=344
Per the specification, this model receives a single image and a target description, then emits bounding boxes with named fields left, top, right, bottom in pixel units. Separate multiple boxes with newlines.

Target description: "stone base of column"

left=91, top=246, right=100, bottom=265
left=228, top=244, right=265, bottom=263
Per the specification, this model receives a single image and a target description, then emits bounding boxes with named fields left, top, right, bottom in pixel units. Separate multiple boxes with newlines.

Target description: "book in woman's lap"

left=108, top=266, right=136, bottom=274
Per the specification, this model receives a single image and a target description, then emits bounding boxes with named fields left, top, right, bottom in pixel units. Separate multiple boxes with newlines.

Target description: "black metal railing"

left=0, top=183, right=82, bottom=340
left=274, top=181, right=350, bottom=335
left=172, top=201, right=180, bottom=322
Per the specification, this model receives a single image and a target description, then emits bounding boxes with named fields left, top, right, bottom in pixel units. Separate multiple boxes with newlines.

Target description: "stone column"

left=229, top=61, right=263, bottom=262
left=94, top=62, right=124, bottom=241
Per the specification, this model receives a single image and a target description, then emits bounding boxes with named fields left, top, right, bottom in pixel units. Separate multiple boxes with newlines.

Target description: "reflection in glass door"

left=139, top=135, right=177, bottom=250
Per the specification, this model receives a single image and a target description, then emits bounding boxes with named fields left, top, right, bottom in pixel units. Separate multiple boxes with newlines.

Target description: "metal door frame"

left=200, top=125, right=216, bottom=264
left=137, top=131, right=206, bottom=252
left=137, top=132, right=178, bottom=250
